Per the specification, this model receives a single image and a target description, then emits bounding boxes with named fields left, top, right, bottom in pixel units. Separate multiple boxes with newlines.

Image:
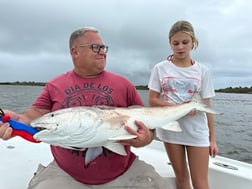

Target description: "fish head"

left=31, top=108, right=84, bottom=131
left=30, top=107, right=102, bottom=149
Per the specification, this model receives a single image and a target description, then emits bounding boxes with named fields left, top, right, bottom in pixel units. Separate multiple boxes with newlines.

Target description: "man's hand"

left=119, top=120, right=154, bottom=147
left=209, top=140, right=219, bottom=157
left=0, top=110, right=20, bottom=140
left=0, top=122, right=13, bottom=140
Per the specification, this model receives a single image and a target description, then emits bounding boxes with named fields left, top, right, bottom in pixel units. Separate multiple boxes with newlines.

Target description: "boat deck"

left=1, top=138, right=252, bottom=189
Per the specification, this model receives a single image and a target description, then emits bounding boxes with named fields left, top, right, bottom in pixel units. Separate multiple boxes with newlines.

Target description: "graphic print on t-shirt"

left=61, top=82, right=115, bottom=108
left=161, top=76, right=200, bottom=103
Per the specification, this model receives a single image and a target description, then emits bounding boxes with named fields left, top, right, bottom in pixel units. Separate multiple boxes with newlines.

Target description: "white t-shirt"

left=148, top=59, right=215, bottom=146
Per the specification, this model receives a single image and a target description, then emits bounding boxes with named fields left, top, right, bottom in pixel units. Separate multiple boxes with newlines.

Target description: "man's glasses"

left=79, top=44, right=109, bottom=53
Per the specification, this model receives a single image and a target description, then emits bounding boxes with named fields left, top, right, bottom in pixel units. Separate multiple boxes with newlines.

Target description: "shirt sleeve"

left=200, top=66, right=215, bottom=99
left=31, top=84, right=53, bottom=110
left=127, top=81, right=144, bottom=106
left=148, top=65, right=161, bottom=93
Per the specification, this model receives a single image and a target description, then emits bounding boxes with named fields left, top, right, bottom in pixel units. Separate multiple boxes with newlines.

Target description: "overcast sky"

left=1, top=0, right=252, bottom=89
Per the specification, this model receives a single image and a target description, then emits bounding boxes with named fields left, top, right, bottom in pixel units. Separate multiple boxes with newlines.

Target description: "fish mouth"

left=31, top=122, right=58, bottom=132
left=34, top=126, right=46, bottom=131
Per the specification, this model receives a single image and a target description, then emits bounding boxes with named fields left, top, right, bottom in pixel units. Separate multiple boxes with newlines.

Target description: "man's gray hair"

left=69, top=26, right=98, bottom=49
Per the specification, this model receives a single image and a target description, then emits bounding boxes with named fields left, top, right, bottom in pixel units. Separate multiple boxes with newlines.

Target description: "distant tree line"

left=0, top=81, right=45, bottom=86
left=0, top=82, right=251, bottom=94
left=215, top=86, right=252, bottom=94
left=135, top=85, right=252, bottom=94
left=135, top=85, right=148, bottom=90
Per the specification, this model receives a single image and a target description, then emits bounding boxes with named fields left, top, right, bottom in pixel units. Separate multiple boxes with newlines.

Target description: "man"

left=0, top=27, right=170, bottom=188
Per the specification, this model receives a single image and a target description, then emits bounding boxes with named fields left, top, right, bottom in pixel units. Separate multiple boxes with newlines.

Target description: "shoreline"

left=0, top=82, right=252, bottom=94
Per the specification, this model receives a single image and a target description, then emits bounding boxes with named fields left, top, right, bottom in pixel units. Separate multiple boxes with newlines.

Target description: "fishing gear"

left=0, top=108, right=40, bottom=143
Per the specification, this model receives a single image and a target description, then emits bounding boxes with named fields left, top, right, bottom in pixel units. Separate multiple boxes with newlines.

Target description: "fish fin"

left=103, top=143, right=127, bottom=155
left=197, top=106, right=223, bottom=115
left=69, top=146, right=87, bottom=151
left=161, top=121, right=182, bottom=132
left=196, top=104, right=223, bottom=115
left=94, top=105, right=115, bottom=110
left=85, top=147, right=104, bottom=167
left=108, top=134, right=137, bottom=141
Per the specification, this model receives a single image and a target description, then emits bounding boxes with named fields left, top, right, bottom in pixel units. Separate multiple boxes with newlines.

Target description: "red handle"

left=12, top=130, right=40, bottom=143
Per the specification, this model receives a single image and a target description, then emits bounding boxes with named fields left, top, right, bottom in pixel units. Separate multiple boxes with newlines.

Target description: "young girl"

left=148, top=20, right=219, bottom=189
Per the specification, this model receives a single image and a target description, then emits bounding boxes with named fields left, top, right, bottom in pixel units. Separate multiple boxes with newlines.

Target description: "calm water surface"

left=1, top=85, right=251, bottom=163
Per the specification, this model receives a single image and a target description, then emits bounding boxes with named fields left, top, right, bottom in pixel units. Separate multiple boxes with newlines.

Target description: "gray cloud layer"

left=1, top=0, right=252, bottom=89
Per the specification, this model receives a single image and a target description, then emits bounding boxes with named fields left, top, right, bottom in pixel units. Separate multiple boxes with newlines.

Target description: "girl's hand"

left=187, top=109, right=197, bottom=116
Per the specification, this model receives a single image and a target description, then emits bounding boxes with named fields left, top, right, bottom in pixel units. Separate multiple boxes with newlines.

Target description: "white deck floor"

left=1, top=138, right=252, bottom=189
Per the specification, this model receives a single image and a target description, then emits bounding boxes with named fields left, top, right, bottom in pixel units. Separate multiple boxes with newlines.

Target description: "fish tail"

left=196, top=104, right=222, bottom=115
left=192, top=93, right=223, bottom=115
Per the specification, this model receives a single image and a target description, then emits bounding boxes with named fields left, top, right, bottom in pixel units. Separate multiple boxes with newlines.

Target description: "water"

left=0, top=85, right=251, bottom=164
left=0, top=85, right=43, bottom=113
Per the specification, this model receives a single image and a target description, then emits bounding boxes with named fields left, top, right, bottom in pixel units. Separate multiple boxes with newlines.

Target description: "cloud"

left=0, top=0, right=251, bottom=89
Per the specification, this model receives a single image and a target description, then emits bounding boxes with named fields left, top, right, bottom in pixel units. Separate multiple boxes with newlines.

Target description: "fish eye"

left=51, top=114, right=54, bottom=117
